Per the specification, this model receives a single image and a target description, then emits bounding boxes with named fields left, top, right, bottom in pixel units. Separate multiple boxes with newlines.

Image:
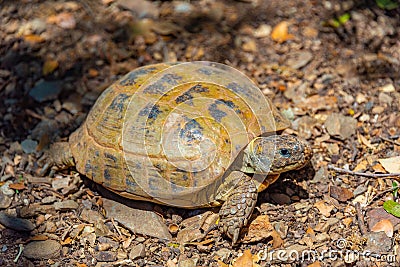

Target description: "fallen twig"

left=380, top=136, right=400, bottom=146
left=355, top=202, right=368, bottom=235
left=328, top=165, right=400, bottom=178
left=111, top=217, right=123, bottom=238
left=369, top=186, right=399, bottom=205
left=13, top=244, right=24, bottom=263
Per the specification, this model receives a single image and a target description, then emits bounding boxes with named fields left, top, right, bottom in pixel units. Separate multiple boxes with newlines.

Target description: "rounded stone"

left=23, top=240, right=61, bottom=259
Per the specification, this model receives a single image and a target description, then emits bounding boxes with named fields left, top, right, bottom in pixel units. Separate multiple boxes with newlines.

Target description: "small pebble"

left=213, top=248, right=231, bottom=261
left=23, top=240, right=61, bottom=259
left=95, top=251, right=117, bottom=262
left=1, top=182, right=16, bottom=196
left=365, top=101, right=374, bottom=112
left=129, top=243, right=146, bottom=260
left=174, top=2, right=192, bottom=13
left=270, top=193, right=291, bottom=205
left=103, top=199, right=172, bottom=240
left=30, top=18, right=47, bottom=34
left=286, top=51, right=313, bottom=69
left=0, top=191, right=12, bottom=209
left=178, top=258, right=197, bottom=267
left=79, top=209, right=104, bottom=223
left=365, top=232, right=392, bottom=253
left=53, top=200, right=79, bottom=211
left=21, top=139, right=38, bottom=154
left=0, top=212, right=35, bottom=231
left=254, top=24, right=272, bottom=38
left=29, top=80, right=62, bottom=103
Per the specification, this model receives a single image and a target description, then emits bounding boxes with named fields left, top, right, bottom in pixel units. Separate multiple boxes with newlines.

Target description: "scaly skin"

left=218, top=175, right=257, bottom=244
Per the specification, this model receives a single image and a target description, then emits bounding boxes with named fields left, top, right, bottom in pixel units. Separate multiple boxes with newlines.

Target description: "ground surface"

left=1, top=0, right=400, bottom=266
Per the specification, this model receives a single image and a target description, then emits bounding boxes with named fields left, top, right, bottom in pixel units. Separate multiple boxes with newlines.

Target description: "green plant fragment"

left=376, top=0, right=399, bottom=10
left=383, top=200, right=400, bottom=217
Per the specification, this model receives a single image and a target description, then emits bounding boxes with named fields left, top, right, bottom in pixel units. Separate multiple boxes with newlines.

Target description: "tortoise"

left=49, top=61, right=312, bottom=244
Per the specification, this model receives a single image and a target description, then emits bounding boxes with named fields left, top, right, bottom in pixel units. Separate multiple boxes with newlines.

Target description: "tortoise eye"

left=279, top=148, right=291, bottom=158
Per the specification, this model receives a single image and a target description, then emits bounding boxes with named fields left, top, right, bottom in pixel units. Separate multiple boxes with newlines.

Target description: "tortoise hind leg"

left=218, top=174, right=257, bottom=245
left=50, top=142, right=75, bottom=169
left=40, top=142, right=75, bottom=175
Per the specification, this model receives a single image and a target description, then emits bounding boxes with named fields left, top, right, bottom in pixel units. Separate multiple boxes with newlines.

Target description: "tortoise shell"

left=68, top=62, right=290, bottom=207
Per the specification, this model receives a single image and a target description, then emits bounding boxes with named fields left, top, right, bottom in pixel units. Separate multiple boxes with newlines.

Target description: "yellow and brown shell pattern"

left=68, top=62, right=290, bottom=208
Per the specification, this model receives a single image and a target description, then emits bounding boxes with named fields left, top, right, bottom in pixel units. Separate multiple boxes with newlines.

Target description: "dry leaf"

left=47, top=12, right=76, bottom=29
left=343, top=217, right=353, bottom=227
left=14, top=155, right=22, bottom=165
left=75, top=263, right=88, bottom=267
left=307, top=262, right=322, bottom=267
left=217, top=260, right=229, bottom=267
left=367, top=208, right=400, bottom=230
left=61, top=236, right=73, bottom=245
left=378, top=156, right=400, bottom=173
left=372, top=162, right=386, bottom=173
left=298, top=95, right=337, bottom=111
left=23, top=34, right=45, bottom=44
left=242, top=215, right=274, bottom=243
left=353, top=159, right=368, bottom=172
left=330, top=185, right=354, bottom=202
left=8, top=182, right=26, bottom=190
left=233, top=250, right=253, bottom=267
left=314, top=200, right=334, bottom=217
left=306, top=227, right=314, bottom=234
left=270, top=230, right=284, bottom=248
left=5, top=165, right=15, bottom=176
left=43, top=60, right=59, bottom=75
left=271, top=21, right=294, bottom=43
left=88, top=68, right=99, bottom=77
left=242, top=40, right=257, bottom=52
left=357, top=132, right=375, bottom=150
left=30, top=235, right=49, bottom=241
left=371, top=219, right=394, bottom=237
left=379, top=84, right=395, bottom=93
left=151, top=21, right=181, bottom=35
left=176, top=228, right=203, bottom=244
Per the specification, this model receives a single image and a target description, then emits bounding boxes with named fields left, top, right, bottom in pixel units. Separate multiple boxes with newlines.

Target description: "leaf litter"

left=0, top=0, right=400, bottom=266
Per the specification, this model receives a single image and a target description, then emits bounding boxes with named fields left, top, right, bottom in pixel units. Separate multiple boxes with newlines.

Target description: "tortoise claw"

left=232, top=228, right=240, bottom=245
left=219, top=175, right=257, bottom=244
left=222, top=223, right=228, bottom=236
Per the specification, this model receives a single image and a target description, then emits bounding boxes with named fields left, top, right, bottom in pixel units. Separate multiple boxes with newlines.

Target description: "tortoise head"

left=241, top=135, right=312, bottom=174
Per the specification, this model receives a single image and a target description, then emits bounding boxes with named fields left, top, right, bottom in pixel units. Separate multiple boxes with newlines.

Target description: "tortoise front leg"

left=219, top=174, right=257, bottom=245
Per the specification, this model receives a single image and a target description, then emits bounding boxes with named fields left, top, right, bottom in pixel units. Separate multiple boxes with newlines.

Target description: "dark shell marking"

left=143, top=73, right=183, bottom=94
left=208, top=102, right=227, bottom=122
left=138, top=103, right=162, bottom=121
left=119, top=67, right=157, bottom=86
left=175, top=84, right=209, bottom=104
left=196, top=66, right=222, bottom=76
left=179, top=118, right=204, bottom=143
